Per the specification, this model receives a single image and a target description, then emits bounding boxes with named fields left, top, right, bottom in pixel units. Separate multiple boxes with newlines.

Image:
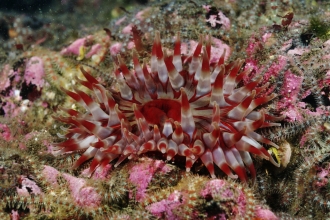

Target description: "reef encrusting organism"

left=53, top=31, right=283, bottom=182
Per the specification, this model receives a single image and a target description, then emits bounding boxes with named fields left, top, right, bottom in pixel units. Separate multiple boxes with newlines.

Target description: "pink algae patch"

left=201, top=179, right=247, bottom=217
left=129, top=159, right=171, bottom=202
left=16, top=176, right=43, bottom=197
left=60, top=36, right=92, bottom=55
left=42, top=165, right=102, bottom=209
left=146, top=190, right=184, bottom=220
left=110, top=42, right=122, bottom=56
left=0, top=64, right=14, bottom=91
left=81, top=164, right=112, bottom=180
left=0, top=123, right=13, bottom=141
left=278, top=70, right=304, bottom=121
left=24, top=56, right=45, bottom=89
left=255, top=206, right=279, bottom=220
left=42, top=165, right=60, bottom=186
left=187, top=37, right=231, bottom=64
left=85, top=43, right=102, bottom=58
left=63, top=173, right=102, bottom=208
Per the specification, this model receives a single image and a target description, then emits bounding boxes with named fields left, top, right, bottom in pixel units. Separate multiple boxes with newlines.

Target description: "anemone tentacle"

left=54, top=31, right=282, bottom=182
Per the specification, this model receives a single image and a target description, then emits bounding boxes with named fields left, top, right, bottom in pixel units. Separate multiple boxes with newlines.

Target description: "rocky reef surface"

left=1, top=0, right=330, bottom=219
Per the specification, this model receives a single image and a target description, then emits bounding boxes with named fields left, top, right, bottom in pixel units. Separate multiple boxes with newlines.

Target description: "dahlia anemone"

left=53, top=31, right=282, bottom=182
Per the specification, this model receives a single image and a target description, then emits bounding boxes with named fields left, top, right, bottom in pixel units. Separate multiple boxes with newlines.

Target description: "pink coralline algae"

left=181, top=37, right=231, bottom=64
left=201, top=179, right=247, bottom=217
left=203, top=6, right=231, bottom=30
left=0, top=64, right=14, bottom=91
left=24, top=56, right=45, bottom=89
left=134, top=7, right=151, bottom=21
left=287, top=47, right=310, bottom=56
left=42, top=165, right=102, bottom=208
left=0, top=123, right=13, bottom=141
left=109, top=42, right=123, bottom=55
left=2, top=101, right=21, bottom=117
left=81, top=164, right=112, bottom=180
left=206, top=12, right=231, bottom=30
left=62, top=173, right=102, bottom=208
left=42, top=165, right=60, bottom=186
left=122, top=24, right=134, bottom=34
left=85, top=43, right=102, bottom=58
left=255, top=206, right=278, bottom=220
left=314, top=164, right=330, bottom=188
left=146, top=190, right=185, bottom=220
left=16, top=176, right=43, bottom=197
left=146, top=178, right=258, bottom=219
left=11, top=210, right=19, bottom=220
left=262, top=56, right=288, bottom=85
left=323, top=40, right=330, bottom=60
left=129, top=159, right=172, bottom=201
left=278, top=70, right=304, bottom=121
left=245, top=37, right=288, bottom=87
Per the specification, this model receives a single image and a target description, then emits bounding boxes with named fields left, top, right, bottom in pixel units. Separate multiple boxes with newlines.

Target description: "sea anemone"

left=53, top=31, right=282, bottom=182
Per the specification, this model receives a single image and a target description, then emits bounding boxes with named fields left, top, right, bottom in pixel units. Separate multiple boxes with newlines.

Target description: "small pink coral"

left=24, top=56, right=45, bottom=89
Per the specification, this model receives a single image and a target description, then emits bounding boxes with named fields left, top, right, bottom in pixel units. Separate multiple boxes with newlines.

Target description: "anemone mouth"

left=140, top=99, right=181, bottom=128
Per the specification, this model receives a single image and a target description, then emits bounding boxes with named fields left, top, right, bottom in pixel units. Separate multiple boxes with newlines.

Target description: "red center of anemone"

left=140, top=99, right=181, bottom=127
